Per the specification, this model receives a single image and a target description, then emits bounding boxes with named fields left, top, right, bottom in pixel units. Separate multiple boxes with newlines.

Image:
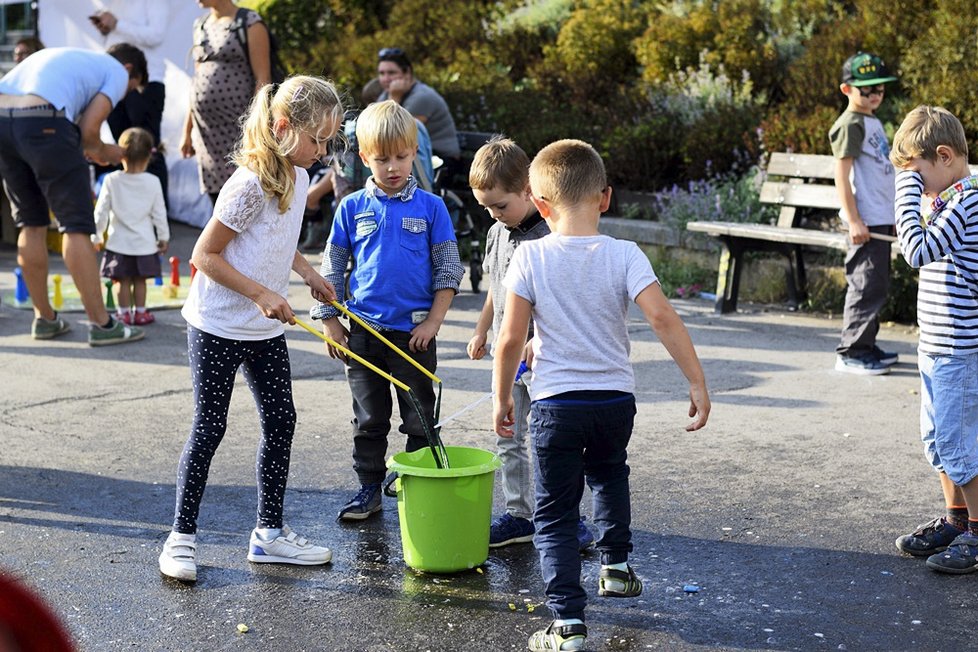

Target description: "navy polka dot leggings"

left=172, top=326, right=296, bottom=534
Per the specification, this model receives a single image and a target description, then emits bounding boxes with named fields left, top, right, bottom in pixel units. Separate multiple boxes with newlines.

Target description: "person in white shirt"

left=92, top=127, right=169, bottom=326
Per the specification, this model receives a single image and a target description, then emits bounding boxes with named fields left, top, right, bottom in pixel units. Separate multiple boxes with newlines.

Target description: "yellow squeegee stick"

left=293, top=318, right=410, bottom=392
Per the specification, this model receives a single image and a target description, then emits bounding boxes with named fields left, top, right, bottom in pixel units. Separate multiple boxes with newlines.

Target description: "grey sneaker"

left=88, top=318, right=144, bottom=346
left=31, top=313, right=71, bottom=340
left=835, top=354, right=890, bottom=376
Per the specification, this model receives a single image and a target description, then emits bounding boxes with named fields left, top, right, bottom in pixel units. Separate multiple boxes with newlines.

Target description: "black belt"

left=0, top=104, right=65, bottom=118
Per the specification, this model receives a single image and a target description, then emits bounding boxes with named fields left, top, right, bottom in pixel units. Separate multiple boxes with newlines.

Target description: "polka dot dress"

left=189, top=10, right=261, bottom=195
left=172, top=327, right=296, bottom=534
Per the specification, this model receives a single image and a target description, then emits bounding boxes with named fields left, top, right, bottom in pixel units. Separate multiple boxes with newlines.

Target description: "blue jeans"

left=530, top=392, right=636, bottom=621
left=346, top=322, right=437, bottom=485
left=919, top=351, right=978, bottom=485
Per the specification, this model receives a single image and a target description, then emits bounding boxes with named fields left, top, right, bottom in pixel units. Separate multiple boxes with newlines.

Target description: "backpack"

left=229, top=8, right=288, bottom=83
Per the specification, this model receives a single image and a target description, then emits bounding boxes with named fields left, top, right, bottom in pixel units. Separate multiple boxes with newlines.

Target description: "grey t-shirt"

left=828, top=110, right=896, bottom=227
left=381, top=81, right=460, bottom=158
left=484, top=214, right=551, bottom=352
left=504, top=234, right=658, bottom=401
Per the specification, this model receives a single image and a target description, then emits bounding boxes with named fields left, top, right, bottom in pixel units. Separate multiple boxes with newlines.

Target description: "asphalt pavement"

left=0, top=220, right=970, bottom=652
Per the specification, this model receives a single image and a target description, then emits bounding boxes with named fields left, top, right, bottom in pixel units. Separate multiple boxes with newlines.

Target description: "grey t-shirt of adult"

left=504, top=234, right=658, bottom=401
left=381, top=81, right=460, bottom=159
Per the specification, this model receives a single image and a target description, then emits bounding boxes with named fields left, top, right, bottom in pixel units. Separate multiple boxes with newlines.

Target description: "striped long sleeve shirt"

left=894, top=170, right=978, bottom=355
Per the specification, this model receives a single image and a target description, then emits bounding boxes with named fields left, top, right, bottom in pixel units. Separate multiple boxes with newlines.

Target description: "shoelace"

left=353, top=485, right=378, bottom=505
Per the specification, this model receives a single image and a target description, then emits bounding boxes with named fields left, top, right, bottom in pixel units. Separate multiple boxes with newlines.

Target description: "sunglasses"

left=857, top=85, right=886, bottom=98
left=378, top=47, right=404, bottom=59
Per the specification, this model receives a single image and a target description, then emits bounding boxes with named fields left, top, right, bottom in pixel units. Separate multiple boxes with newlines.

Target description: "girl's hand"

left=254, top=288, right=294, bottom=324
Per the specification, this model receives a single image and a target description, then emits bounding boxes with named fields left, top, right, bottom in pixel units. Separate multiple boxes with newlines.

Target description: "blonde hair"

left=118, top=127, right=154, bottom=167
left=356, top=100, right=417, bottom=156
left=891, top=105, right=969, bottom=168
left=529, top=139, right=607, bottom=207
left=469, top=135, right=530, bottom=193
left=236, top=75, right=344, bottom=212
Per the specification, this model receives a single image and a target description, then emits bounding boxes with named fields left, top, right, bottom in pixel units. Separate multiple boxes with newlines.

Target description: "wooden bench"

left=687, top=152, right=900, bottom=314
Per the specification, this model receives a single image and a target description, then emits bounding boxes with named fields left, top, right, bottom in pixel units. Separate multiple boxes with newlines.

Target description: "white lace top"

left=182, top=166, right=309, bottom=340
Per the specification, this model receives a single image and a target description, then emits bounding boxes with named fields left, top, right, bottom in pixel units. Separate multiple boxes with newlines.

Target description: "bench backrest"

left=762, top=152, right=978, bottom=228
left=761, top=153, right=839, bottom=228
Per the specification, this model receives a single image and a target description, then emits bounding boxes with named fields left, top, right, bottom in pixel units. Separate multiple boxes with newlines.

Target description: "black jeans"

left=346, top=322, right=437, bottom=485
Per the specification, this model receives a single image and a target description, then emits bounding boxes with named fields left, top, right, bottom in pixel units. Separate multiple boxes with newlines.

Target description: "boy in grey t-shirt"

left=491, top=139, right=710, bottom=652
left=829, top=51, right=899, bottom=375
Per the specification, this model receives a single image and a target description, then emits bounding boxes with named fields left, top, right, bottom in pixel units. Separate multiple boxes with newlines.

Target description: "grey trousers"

left=837, top=225, right=893, bottom=357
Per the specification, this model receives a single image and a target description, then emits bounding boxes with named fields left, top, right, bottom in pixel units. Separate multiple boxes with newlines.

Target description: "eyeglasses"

left=857, top=85, right=886, bottom=98
left=378, top=48, right=404, bottom=59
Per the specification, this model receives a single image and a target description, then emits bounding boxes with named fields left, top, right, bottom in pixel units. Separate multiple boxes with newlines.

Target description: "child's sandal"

left=598, top=564, right=643, bottom=597
left=528, top=621, right=587, bottom=652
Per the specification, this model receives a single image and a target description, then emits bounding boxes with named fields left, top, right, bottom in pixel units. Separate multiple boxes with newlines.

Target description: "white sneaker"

left=159, top=531, right=197, bottom=582
left=247, top=525, right=332, bottom=565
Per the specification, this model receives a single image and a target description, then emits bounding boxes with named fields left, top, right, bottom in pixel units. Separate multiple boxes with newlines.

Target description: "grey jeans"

left=497, top=373, right=534, bottom=519
left=837, top=225, right=893, bottom=356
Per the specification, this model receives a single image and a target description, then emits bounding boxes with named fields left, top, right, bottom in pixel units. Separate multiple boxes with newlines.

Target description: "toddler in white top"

left=93, top=126, right=168, bottom=325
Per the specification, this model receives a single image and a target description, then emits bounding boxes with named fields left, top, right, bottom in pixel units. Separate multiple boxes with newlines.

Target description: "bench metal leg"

left=714, top=240, right=743, bottom=314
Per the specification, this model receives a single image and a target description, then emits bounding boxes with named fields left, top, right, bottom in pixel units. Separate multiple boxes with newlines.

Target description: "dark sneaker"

left=577, top=517, right=595, bottom=551
left=88, top=319, right=144, bottom=346
left=835, top=354, right=890, bottom=376
left=872, top=345, right=899, bottom=367
left=528, top=621, right=587, bottom=652
left=895, top=517, right=963, bottom=556
left=338, top=484, right=381, bottom=521
left=31, top=313, right=71, bottom=340
left=926, top=532, right=978, bottom=574
left=488, top=513, right=535, bottom=548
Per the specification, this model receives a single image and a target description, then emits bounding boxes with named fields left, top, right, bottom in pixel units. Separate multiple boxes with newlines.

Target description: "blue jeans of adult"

left=530, top=391, right=636, bottom=621
left=346, top=322, right=437, bottom=486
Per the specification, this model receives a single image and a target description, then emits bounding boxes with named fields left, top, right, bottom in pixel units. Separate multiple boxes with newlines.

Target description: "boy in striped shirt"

left=890, top=105, right=978, bottom=573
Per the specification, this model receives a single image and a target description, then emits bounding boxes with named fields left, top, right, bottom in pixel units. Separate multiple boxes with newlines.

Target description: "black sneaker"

left=895, top=517, right=964, bottom=556
left=872, top=345, right=899, bottom=367
left=488, top=513, right=535, bottom=548
left=337, top=484, right=381, bottom=521
left=926, top=532, right=978, bottom=574
left=835, top=353, right=890, bottom=376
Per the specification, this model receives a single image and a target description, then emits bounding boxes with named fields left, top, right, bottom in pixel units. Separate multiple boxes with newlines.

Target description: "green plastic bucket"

left=387, top=445, right=501, bottom=573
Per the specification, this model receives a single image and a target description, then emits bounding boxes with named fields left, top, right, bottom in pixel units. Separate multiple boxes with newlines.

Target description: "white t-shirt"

left=182, top=166, right=309, bottom=340
left=93, top=171, right=168, bottom=256
left=504, top=234, right=658, bottom=401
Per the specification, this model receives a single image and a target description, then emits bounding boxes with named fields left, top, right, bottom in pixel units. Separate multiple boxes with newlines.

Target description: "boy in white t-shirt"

left=491, top=139, right=711, bottom=652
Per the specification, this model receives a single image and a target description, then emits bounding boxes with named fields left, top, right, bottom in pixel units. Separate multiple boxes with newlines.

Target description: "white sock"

left=603, top=562, right=628, bottom=572
left=135, top=306, right=147, bottom=314
left=255, top=527, right=282, bottom=541
left=554, top=618, right=584, bottom=627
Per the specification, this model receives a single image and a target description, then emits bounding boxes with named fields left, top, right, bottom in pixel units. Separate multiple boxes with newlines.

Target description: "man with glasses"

left=829, top=52, right=899, bottom=375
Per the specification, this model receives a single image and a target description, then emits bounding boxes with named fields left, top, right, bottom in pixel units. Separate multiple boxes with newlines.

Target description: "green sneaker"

left=31, top=313, right=71, bottom=340
left=528, top=621, right=587, bottom=652
left=88, top=318, right=144, bottom=346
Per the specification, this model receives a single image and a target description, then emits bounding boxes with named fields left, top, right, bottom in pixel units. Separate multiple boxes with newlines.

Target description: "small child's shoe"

left=247, top=525, right=331, bottom=565
left=133, top=310, right=155, bottom=325
left=925, top=532, right=978, bottom=574
left=895, top=516, right=963, bottom=556
left=488, top=513, right=534, bottom=548
left=159, top=531, right=197, bottom=582
left=598, top=564, right=643, bottom=597
left=528, top=621, right=587, bottom=652
left=337, top=484, right=382, bottom=521
left=117, top=311, right=133, bottom=325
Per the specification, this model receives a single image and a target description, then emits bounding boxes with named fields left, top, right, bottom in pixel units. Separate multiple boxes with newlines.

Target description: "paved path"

left=0, top=222, right=964, bottom=651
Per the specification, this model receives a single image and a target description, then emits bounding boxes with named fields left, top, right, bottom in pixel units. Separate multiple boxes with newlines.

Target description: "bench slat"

left=760, top=182, right=841, bottom=210
left=767, top=153, right=836, bottom=180
left=687, top=221, right=849, bottom=251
